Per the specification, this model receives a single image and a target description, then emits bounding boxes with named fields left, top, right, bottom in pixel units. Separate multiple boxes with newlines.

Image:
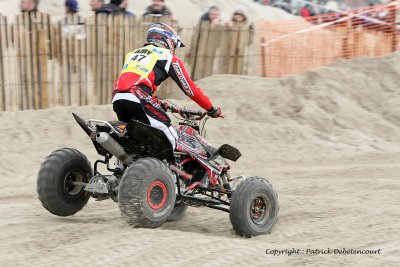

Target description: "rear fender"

left=125, top=120, right=174, bottom=163
left=72, top=113, right=109, bottom=157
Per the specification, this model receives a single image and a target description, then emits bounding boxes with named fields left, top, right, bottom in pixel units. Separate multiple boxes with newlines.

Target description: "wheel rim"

left=64, top=171, right=84, bottom=196
left=250, top=195, right=271, bottom=225
left=147, top=180, right=167, bottom=210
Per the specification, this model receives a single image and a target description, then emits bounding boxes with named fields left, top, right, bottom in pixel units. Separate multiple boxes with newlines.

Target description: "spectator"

left=227, top=5, right=254, bottom=33
left=143, top=0, right=176, bottom=20
left=272, top=1, right=292, bottom=14
left=228, top=5, right=248, bottom=25
left=300, top=4, right=312, bottom=20
left=226, top=5, right=254, bottom=58
left=189, top=6, right=223, bottom=78
left=96, top=0, right=123, bottom=15
left=20, top=0, right=39, bottom=13
left=120, top=0, right=135, bottom=16
left=90, top=0, right=103, bottom=12
left=65, top=0, right=79, bottom=14
left=200, top=6, right=221, bottom=27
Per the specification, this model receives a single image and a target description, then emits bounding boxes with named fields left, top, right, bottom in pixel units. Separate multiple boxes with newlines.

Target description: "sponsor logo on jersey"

left=135, top=65, right=149, bottom=73
left=135, top=48, right=153, bottom=55
left=152, top=48, right=163, bottom=54
left=172, top=62, right=194, bottom=96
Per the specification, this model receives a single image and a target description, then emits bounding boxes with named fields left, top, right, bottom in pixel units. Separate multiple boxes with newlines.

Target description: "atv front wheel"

left=118, top=158, right=176, bottom=228
left=229, top=177, right=279, bottom=237
left=37, top=148, right=93, bottom=216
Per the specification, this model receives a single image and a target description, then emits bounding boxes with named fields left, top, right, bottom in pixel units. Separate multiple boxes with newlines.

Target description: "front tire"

left=229, top=177, right=279, bottom=237
left=37, top=148, right=93, bottom=216
left=118, top=158, right=176, bottom=228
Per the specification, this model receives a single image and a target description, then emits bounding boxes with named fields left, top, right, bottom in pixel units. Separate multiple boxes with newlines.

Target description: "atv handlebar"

left=164, top=103, right=208, bottom=120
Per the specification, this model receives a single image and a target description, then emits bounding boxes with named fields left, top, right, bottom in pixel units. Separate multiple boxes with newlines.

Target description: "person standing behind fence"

left=90, top=0, right=104, bottom=12
left=225, top=6, right=254, bottom=75
left=20, top=0, right=39, bottom=13
left=95, top=0, right=123, bottom=15
left=226, top=5, right=254, bottom=41
left=120, top=0, right=135, bottom=17
left=227, top=5, right=248, bottom=27
left=143, top=0, right=176, bottom=21
left=199, top=6, right=222, bottom=27
left=300, top=4, right=311, bottom=21
left=65, top=0, right=79, bottom=14
left=188, top=6, right=223, bottom=79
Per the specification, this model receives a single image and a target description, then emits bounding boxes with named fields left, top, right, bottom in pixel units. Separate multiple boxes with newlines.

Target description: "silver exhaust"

left=96, top=132, right=132, bottom=164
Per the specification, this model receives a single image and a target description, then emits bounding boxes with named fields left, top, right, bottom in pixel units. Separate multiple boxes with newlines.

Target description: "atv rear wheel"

left=229, top=177, right=279, bottom=237
left=166, top=203, right=188, bottom=222
left=118, top=158, right=176, bottom=228
left=37, top=148, right=93, bottom=216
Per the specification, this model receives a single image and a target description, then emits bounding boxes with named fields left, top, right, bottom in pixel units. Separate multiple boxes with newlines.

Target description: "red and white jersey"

left=113, top=44, right=213, bottom=111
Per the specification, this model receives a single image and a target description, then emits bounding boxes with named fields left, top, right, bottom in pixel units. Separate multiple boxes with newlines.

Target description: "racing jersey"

left=113, top=44, right=213, bottom=111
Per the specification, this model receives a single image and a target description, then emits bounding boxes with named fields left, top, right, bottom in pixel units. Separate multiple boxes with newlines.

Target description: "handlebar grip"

left=168, top=105, right=180, bottom=113
left=163, top=102, right=206, bottom=118
left=180, top=108, right=204, bottom=116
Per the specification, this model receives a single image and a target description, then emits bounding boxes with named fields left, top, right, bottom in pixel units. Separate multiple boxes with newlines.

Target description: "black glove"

left=207, top=106, right=222, bottom=118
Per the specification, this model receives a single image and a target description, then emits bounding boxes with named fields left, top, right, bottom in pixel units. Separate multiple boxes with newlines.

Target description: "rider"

left=112, top=22, right=222, bottom=151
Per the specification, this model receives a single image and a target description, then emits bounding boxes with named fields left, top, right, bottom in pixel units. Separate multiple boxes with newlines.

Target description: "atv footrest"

left=181, top=195, right=221, bottom=206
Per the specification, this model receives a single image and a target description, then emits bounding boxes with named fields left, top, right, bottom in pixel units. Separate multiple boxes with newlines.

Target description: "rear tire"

left=229, top=177, right=279, bottom=237
left=166, top=204, right=188, bottom=222
left=37, top=148, right=92, bottom=216
left=118, top=158, right=176, bottom=228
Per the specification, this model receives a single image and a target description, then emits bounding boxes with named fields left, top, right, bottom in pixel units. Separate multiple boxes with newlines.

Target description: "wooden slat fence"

left=2, top=3, right=397, bottom=112
left=0, top=13, right=255, bottom=111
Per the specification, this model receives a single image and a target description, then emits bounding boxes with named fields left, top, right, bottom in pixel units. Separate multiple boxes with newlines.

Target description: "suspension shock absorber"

left=225, top=170, right=233, bottom=181
left=222, top=171, right=231, bottom=190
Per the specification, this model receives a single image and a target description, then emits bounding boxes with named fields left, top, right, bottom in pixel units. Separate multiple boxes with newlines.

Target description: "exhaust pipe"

left=96, top=132, right=132, bottom=164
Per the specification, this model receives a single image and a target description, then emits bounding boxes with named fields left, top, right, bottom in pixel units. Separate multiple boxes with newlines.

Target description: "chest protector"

left=122, top=45, right=169, bottom=76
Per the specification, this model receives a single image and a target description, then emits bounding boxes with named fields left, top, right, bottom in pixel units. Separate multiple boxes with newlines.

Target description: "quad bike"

left=37, top=103, right=279, bottom=237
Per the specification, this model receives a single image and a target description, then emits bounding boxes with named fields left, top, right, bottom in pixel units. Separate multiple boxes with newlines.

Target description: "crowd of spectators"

left=253, top=0, right=390, bottom=20
left=19, top=0, right=395, bottom=30
left=19, top=0, right=255, bottom=28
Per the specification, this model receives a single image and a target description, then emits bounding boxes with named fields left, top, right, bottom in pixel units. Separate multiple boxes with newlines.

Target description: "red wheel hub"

left=147, top=181, right=168, bottom=210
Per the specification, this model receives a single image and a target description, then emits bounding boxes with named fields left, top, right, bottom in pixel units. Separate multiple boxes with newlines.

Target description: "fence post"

left=260, top=37, right=266, bottom=78
left=0, top=15, right=5, bottom=111
left=341, top=15, right=350, bottom=59
left=190, top=22, right=202, bottom=79
left=389, top=0, right=397, bottom=52
left=38, top=14, right=49, bottom=109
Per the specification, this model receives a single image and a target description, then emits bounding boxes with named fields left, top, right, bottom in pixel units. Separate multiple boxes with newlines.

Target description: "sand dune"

left=0, top=53, right=399, bottom=266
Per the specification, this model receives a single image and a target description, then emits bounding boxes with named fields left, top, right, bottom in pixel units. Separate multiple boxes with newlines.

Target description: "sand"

left=0, top=53, right=399, bottom=266
left=0, top=0, right=297, bottom=25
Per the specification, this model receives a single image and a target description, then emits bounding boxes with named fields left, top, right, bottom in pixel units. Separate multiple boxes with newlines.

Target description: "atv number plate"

left=85, top=182, right=109, bottom=194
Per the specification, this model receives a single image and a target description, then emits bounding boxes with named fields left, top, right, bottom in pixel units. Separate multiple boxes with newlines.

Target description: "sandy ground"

left=0, top=53, right=399, bottom=266
left=0, top=0, right=297, bottom=25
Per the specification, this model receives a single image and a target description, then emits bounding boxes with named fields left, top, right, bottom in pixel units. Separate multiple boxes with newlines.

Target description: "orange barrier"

left=259, top=2, right=400, bottom=78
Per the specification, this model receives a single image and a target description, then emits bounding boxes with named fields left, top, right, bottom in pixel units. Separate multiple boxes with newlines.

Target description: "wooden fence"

left=0, top=13, right=256, bottom=111
left=1, top=3, right=399, bottom=112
